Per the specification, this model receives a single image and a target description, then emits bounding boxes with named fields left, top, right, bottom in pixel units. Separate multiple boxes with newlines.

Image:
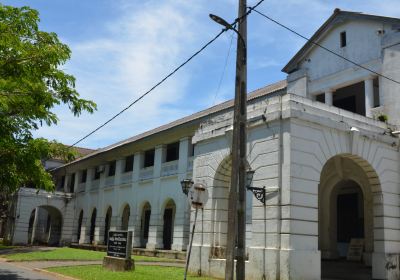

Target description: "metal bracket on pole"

left=246, top=186, right=266, bottom=205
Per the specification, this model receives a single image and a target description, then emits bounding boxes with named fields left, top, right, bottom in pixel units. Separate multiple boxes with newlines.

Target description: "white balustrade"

left=161, top=160, right=179, bottom=177
left=140, top=167, right=154, bottom=181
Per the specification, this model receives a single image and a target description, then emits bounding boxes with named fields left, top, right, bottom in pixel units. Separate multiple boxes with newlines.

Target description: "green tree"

left=0, top=5, right=96, bottom=206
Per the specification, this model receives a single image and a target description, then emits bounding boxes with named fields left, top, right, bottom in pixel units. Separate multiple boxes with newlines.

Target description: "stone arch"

left=210, top=156, right=232, bottom=258
left=104, top=206, right=112, bottom=245
left=319, top=153, right=382, bottom=266
left=161, top=198, right=176, bottom=250
left=89, top=208, right=97, bottom=244
left=77, top=210, right=83, bottom=243
left=121, top=204, right=130, bottom=231
left=27, top=205, right=63, bottom=246
left=140, top=201, right=151, bottom=247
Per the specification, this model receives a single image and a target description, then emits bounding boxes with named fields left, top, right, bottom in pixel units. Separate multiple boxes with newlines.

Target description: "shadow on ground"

left=322, top=260, right=372, bottom=280
left=0, top=246, right=55, bottom=256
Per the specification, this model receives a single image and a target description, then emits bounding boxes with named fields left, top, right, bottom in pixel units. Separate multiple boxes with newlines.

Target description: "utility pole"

left=225, top=0, right=247, bottom=279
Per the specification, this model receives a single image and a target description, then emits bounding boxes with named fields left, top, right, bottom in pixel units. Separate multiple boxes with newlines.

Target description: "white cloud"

left=33, top=0, right=400, bottom=148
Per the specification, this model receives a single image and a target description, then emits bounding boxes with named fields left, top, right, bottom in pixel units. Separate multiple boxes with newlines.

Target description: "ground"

left=0, top=245, right=218, bottom=280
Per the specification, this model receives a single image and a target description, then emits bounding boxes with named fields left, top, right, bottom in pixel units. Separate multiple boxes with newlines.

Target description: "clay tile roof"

left=57, top=80, right=287, bottom=168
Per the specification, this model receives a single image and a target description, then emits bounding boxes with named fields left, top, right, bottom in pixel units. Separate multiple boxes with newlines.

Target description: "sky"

left=3, top=0, right=400, bottom=149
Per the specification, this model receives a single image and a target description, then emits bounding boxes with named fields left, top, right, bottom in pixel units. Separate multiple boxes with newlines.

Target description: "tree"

left=0, top=4, right=97, bottom=208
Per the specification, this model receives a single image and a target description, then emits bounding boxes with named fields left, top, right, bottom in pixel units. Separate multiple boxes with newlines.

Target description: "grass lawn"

left=48, top=265, right=218, bottom=280
left=2, top=247, right=178, bottom=263
left=0, top=245, right=17, bottom=250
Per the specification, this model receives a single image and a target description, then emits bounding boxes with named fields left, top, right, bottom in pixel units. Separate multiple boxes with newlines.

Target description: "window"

left=81, top=170, right=87, bottom=183
left=69, top=173, right=75, bottom=193
left=166, top=142, right=179, bottom=162
left=144, top=149, right=155, bottom=168
left=59, top=176, right=65, bottom=190
left=124, top=155, right=134, bottom=172
left=94, top=167, right=101, bottom=180
left=108, top=161, right=116, bottom=176
left=340, top=31, right=346, bottom=47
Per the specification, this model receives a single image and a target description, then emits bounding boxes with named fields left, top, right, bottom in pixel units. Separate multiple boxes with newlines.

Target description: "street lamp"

left=209, top=14, right=246, bottom=63
left=245, top=168, right=266, bottom=205
left=180, top=179, right=193, bottom=196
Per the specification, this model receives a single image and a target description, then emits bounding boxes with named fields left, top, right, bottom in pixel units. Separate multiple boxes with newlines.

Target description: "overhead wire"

left=212, top=31, right=235, bottom=106
left=70, top=0, right=265, bottom=148
left=250, top=8, right=400, bottom=86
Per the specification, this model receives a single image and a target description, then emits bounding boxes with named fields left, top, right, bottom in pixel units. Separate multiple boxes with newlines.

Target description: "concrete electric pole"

left=224, top=0, right=247, bottom=279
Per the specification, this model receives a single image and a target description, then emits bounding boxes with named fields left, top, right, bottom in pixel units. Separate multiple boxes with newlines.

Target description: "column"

left=146, top=145, right=164, bottom=249
left=146, top=210, right=163, bottom=250
left=153, top=145, right=164, bottom=178
left=73, top=172, right=79, bottom=193
left=365, top=77, right=374, bottom=118
left=133, top=152, right=142, bottom=182
left=30, top=207, right=39, bottom=244
left=173, top=137, right=190, bottom=251
left=325, top=89, right=333, bottom=106
left=115, top=158, right=124, bottom=185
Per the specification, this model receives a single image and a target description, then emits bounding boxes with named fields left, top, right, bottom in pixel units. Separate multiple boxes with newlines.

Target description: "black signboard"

left=107, top=230, right=132, bottom=259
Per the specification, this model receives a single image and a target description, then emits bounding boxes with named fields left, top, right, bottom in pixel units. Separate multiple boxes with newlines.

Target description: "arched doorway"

left=26, top=206, right=63, bottom=246
left=140, top=202, right=151, bottom=248
left=104, top=207, right=112, bottom=245
left=77, top=210, right=83, bottom=243
left=90, top=208, right=97, bottom=244
left=319, top=154, right=380, bottom=279
left=121, top=204, right=130, bottom=231
left=162, top=199, right=176, bottom=250
left=210, top=157, right=231, bottom=259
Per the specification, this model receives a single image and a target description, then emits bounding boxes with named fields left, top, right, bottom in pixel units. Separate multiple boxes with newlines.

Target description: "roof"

left=58, top=80, right=287, bottom=168
left=74, top=147, right=97, bottom=158
left=282, top=8, right=400, bottom=74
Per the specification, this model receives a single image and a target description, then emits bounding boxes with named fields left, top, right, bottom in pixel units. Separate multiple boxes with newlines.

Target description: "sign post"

left=184, top=183, right=208, bottom=280
left=103, top=230, right=134, bottom=271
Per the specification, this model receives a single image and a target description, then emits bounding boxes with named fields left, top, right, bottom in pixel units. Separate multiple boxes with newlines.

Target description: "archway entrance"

left=90, top=208, right=97, bottom=244
left=104, top=207, right=112, bottom=245
left=77, top=210, right=83, bottom=243
left=140, top=202, right=151, bottom=248
left=27, top=206, right=63, bottom=246
left=121, top=204, right=130, bottom=231
left=210, top=157, right=231, bottom=259
left=162, top=200, right=176, bottom=250
left=319, top=154, right=380, bottom=279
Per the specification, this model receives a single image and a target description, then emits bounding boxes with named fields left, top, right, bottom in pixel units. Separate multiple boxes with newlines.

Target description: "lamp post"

left=181, top=179, right=194, bottom=280
left=210, top=1, right=247, bottom=279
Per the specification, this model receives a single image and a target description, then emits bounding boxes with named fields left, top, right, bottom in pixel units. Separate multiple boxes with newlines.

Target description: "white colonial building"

left=5, top=9, right=400, bottom=280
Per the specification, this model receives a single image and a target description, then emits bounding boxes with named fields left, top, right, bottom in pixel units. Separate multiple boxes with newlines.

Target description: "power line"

left=70, top=30, right=226, bottom=147
left=251, top=8, right=400, bottom=86
left=69, top=0, right=265, bottom=148
left=212, top=31, right=235, bottom=106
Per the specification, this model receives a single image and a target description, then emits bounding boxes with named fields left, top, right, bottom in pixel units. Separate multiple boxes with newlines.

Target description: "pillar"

left=324, top=90, right=333, bottom=106
left=30, top=207, right=39, bottom=244
left=365, top=77, right=374, bottom=118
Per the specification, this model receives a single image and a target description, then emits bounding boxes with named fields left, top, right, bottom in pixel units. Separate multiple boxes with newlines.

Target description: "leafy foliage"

left=0, top=5, right=96, bottom=201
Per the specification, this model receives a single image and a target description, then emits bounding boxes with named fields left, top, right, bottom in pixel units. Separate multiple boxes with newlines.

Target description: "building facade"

left=5, top=9, right=400, bottom=280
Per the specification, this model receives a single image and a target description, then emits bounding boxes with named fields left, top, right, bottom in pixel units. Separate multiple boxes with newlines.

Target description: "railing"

left=161, top=160, right=179, bottom=177
left=140, top=167, right=154, bottom=181
left=104, top=176, right=115, bottom=187
left=78, top=183, right=86, bottom=192
left=188, top=157, right=193, bottom=171
left=91, top=179, right=100, bottom=190
left=120, top=171, right=133, bottom=184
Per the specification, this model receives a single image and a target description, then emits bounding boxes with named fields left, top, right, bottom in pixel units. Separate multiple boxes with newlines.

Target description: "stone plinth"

left=103, top=256, right=134, bottom=271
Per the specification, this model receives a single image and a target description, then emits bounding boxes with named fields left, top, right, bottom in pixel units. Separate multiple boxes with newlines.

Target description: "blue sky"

left=3, top=0, right=400, bottom=149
